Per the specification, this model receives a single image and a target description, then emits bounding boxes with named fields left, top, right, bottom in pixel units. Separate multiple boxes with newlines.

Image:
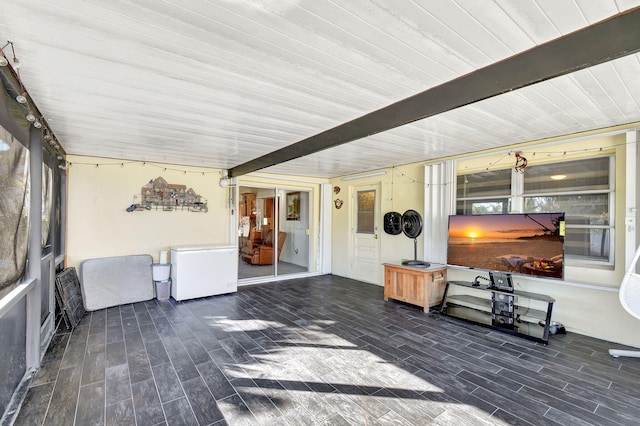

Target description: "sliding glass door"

left=279, top=189, right=310, bottom=276
left=238, top=185, right=310, bottom=280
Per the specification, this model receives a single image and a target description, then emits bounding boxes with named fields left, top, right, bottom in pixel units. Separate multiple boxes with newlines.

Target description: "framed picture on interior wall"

left=286, top=192, right=300, bottom=220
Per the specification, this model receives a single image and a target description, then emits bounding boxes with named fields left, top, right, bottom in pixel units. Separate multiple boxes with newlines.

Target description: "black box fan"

left=383, top=211, right=402, bottom=235
left=401, top=210, right=430, bottom=267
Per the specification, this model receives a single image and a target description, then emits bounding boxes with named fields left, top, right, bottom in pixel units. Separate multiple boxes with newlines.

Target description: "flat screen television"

left=447, top=213, right=565, bottom=280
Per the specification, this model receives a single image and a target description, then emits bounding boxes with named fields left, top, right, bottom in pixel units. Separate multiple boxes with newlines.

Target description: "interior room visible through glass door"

left=237, top=185, right=310, bottom=280
left=238, top=186, right=276, bottom=279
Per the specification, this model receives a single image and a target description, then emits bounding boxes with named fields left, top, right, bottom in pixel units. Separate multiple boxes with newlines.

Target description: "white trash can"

left=155, top=279, right=171, bottom=300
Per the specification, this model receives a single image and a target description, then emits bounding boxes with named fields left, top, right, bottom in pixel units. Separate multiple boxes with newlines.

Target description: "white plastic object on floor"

left=609, top=243, right=640, bottom=358
left=609, top=349, right=640, bottom=358
left=155, top=279, right=171, bottom=300
left=152, top=263, right=171, bottom=281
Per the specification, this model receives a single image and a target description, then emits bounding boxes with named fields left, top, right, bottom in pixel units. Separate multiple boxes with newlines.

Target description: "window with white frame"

left=456, top=168, right=511, bottom=215
left=456, top=156, right=614, bottom=265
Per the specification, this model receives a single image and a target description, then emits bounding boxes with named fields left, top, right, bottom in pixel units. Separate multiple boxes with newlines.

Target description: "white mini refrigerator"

left=170, top=244, right=238, bottom=301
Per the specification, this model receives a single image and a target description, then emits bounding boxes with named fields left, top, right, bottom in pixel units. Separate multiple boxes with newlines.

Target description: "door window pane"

left=357, top=190, right=375, bottom=234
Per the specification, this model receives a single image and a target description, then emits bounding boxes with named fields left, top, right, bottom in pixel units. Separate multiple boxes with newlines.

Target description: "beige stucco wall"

left=66, top=156, right=231, bottom=269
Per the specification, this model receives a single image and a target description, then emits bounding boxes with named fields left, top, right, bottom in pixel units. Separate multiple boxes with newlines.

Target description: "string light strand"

left=67, top=159, right=219, bottom=175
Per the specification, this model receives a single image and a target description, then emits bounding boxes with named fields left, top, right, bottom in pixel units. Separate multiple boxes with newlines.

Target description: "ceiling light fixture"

left=342, top=170, right=387, bottom=181
left=15, top=92, right=27, bottom=104
left=33, top=120, right=42, bottom=129
left=25, top=111, right=35, bottom=122
left=550, top=174, right=567, bottom=180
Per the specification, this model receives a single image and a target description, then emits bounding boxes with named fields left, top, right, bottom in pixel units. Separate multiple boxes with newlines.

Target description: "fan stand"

left=401, top=237, right=431, bottom=267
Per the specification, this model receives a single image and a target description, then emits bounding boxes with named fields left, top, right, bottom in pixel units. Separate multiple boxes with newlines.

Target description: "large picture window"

left=456, top=156, right=614, bottom=265
left=523, top=157, right=613, bottom=263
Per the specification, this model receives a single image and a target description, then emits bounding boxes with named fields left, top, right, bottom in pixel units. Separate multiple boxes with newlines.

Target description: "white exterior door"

left=349, top=184, right=381, bottom=284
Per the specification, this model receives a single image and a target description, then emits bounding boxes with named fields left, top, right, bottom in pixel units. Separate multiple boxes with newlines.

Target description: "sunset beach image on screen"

left=447, top=213, right=565, bottom=280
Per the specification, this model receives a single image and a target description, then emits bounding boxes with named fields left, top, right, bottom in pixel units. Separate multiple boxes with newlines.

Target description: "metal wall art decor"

left=334, top=198, right=343, bottom=209
left=126, top=176, right=208, bottom=212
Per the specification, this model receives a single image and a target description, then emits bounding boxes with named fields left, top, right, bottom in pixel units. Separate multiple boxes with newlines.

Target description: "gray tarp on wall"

left=0, top=128, right=30, bottom=296
left=0, top=72, right=31, bottom=297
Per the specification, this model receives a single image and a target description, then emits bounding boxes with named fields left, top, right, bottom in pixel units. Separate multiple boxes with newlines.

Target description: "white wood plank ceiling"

left=1, top=0, right=639, bottom=178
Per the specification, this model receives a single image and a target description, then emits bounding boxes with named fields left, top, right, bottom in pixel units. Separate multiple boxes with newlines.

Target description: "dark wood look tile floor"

left=13, top=275, right=640, bottom=425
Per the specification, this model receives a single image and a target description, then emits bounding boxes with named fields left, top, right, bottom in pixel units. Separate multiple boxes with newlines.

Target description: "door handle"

left=374, top=234, right=378, bottom=239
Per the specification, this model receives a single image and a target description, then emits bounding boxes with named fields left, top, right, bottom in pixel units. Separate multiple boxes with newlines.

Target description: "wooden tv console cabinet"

left=383, top=263, right=447, bottom=312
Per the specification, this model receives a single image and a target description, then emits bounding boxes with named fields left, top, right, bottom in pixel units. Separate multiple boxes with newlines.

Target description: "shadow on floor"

left=14, top=275, right=640, bottom=425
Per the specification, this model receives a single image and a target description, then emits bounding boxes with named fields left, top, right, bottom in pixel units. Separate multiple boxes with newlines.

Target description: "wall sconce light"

left=219, top=170, right=230, bottom=187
